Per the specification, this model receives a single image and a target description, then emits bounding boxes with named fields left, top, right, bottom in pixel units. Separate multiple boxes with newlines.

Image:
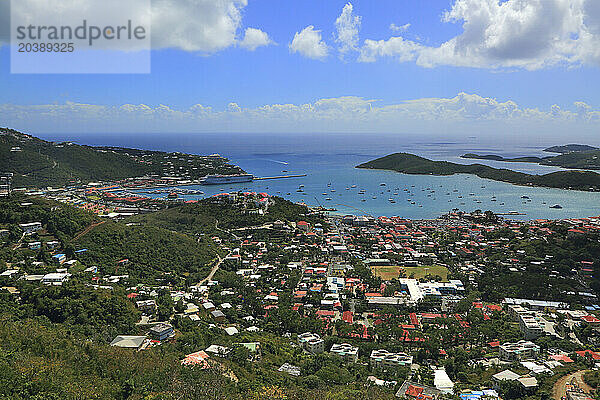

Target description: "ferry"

left=200, top=174, right=254, bottom=185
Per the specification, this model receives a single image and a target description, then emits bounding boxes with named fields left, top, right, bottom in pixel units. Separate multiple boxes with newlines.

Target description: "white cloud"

left=151, top=0, right=247, bottom=52
left=390, top=23, right=410, bottom=33
left=3, top=93, right=599, bottom=137
left=335, top=3, right=361, bottom=57
left=289, top=25, right=329, bottom=60
left=359, top=36, right=423, bottom=63
left=239, top=27, right=273, bottom=51
left=360, top=0, right=600, bottom=70
left=7, top=0, right=270, bottom=54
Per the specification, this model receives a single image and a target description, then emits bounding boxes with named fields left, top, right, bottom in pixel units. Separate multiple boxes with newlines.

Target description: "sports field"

left=371, top=264, right=449, bottom=281
left=371, top=266, right=403, bottom=280
left=403, top=265, right=448, bottom=281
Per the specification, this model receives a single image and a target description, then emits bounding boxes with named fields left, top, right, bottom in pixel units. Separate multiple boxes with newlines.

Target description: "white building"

left=507, top=304, right=545, bottom=340
left=19, top=222, right=42, bottom=234
left=297, top=332, right=324, bottom=354
left=330, top=343, right=359, bottom=363
left=499, top=340, right=540, bottom=362
left=369, top=350, right=413, bottom=369
left=42, top=272, right=70, bottom=285
left=434, top=368, right=455, bottom=394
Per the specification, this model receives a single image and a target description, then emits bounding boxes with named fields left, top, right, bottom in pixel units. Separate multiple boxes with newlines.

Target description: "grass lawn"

left=403, top=265, right=449, bottom=281
left=372, top=266, right=403, bottom=280
left=371, top=264, right=449, bottom=281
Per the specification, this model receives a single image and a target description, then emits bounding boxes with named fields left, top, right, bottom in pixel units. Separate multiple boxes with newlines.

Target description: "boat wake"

left=262, top=158, right=289, bottom=165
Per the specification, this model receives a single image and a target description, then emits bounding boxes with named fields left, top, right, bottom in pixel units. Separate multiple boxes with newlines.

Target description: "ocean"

left=37, top=132, right=600, bottom=220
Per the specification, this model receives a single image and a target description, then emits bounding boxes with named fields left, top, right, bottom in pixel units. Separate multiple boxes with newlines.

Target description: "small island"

left=544, top=144, right=599, bottom=153
left=357, top=152, right=600, bottom=191
left=461, top=144, right=600, bottom=170
left=461, top=154, right=546, bottom=163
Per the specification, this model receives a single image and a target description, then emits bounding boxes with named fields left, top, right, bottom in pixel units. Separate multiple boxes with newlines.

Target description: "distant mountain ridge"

left=0, top=128, right=243, bottom=188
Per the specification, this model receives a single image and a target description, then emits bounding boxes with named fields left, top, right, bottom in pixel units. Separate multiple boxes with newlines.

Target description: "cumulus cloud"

left=151, top=0, right=247, bottom=52
left=359, top=36, right=423, bottom=63
left=335, top=3, right=361, bottom=57
left=360, top=0, right=600, bottom=70
left=390, top=23, right=410, bottom=33
left=289, top=25, right=329, bottom=60
left=239, top=27, right=273, bottom=51
left=2, top=93, right=599, bottom=136
left=7, top=0, right=270, bottom=54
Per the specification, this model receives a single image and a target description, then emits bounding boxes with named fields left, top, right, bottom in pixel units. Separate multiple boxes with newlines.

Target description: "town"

left=2, top=174, right=600, bottom=400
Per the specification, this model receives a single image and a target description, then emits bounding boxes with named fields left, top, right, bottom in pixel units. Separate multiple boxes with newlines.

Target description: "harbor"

left=88, top=133, right=600, bottom=221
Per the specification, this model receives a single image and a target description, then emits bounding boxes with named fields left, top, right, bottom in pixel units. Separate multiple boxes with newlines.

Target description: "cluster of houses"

left=4, top=188, right=600, bottom=399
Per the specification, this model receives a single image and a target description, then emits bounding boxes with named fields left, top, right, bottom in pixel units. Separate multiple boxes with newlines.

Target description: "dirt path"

left=73, top=221, right=105, bottom=241
left=553, top=369, right=593, bottom=400
left=199, top=251, right=231, bottom=285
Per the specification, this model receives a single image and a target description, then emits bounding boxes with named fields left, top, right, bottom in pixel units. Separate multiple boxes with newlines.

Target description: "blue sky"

left=1, top=0, right=599, bottom=137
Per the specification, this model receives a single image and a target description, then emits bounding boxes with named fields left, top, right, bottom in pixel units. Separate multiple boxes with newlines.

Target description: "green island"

left=357, top=152, right=600, bottom=191
left=544, top=144, right=599, bottom=154
left=0, top=128, right=243, bottom=188
left=461, top=143, right=600, bottom=170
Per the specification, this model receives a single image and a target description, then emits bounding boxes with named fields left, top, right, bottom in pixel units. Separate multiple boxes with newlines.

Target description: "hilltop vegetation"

left=127, top=196, right=323, bottom=237
left=73, top=222, right=219, bottom=283
left=357, top=153, right=600, bottom=191
left=0, top=128, right=243, bottom=188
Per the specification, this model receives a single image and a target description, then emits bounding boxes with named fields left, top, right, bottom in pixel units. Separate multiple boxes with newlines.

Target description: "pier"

left=254, top=174, right=307, bottom=180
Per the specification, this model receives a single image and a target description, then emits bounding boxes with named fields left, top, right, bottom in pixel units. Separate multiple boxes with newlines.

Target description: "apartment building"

left=499, top=340, right=540, bottom=362
left=297, top=332, right=325, bottom=354
left=369, top=349, right=413, bottom=369
left=330, top=343, right=359, bottom=363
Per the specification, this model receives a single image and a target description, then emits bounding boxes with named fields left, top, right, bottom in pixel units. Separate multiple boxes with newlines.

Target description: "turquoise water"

left=40, top=132, right=600, bottom=219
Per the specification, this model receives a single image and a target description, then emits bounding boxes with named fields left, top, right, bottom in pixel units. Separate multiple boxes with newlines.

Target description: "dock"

left=254, top=174, right=307, bottom=180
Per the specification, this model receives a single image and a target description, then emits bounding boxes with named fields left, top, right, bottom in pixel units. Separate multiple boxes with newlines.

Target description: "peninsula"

left=357, top=152, right=600, bottom=191
left=0, top=128, right=244, bottom=188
